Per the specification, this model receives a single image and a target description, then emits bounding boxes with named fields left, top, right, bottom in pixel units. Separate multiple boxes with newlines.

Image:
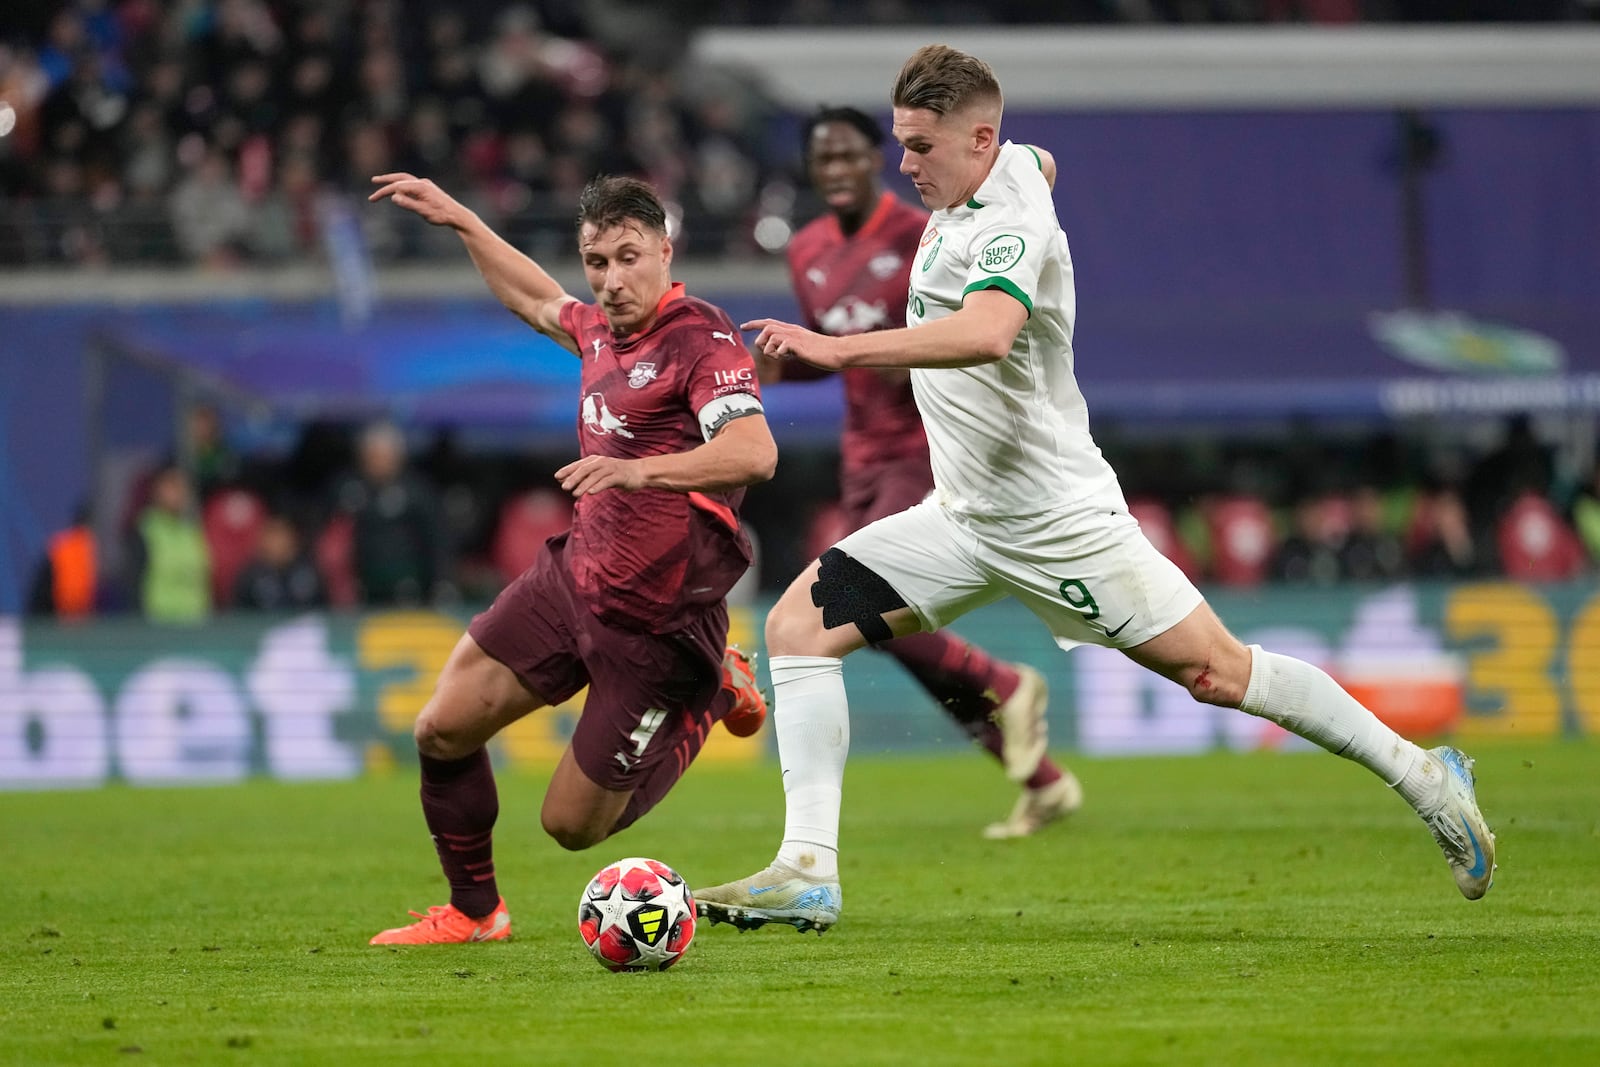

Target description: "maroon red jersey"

left=558, top=284, right=762, bottom=633
left=785, top=192, right=929, bottom=476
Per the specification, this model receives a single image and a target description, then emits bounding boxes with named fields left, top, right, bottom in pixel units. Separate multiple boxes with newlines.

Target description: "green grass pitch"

left=4, top=743, right=1598, bottom=1066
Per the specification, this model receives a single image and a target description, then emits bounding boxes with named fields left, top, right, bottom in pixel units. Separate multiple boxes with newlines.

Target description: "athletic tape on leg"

left=810, top=548, right=905, bottom=646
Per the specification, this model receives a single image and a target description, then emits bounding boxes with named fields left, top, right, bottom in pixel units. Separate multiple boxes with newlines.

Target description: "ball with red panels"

left=578, top=856, right=697, bottom=972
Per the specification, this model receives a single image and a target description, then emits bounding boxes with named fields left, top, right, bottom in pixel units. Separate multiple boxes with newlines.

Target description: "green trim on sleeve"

left=962, top=276, right=1033, bottom=315
left=1024, top=144, right=1043, bottom=171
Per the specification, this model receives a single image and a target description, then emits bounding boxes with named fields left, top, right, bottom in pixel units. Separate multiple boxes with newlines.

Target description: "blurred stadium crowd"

left=1, top=0, right=1595, bottom=268
left=27, top=406, right=1600, bottom=622
left=0, top=0, right=787, bottom=266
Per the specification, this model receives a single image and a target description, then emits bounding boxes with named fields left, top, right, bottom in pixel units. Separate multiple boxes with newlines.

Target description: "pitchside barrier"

left=1, top=579, right=1594, bottom=790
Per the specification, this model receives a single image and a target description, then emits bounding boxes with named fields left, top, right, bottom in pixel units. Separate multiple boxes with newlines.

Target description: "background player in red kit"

left=365, top=172, right=777, bottom=944
left=770, top=107, right=1079, bottom=838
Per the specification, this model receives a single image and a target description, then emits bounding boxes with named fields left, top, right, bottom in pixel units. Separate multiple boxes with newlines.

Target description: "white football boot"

left=992, top=664, right=1049, bottom=782
left=983, top=770, right=1084, bottom=840
left=694, top=863, right=842, bottom=934
left=1417, top=746, right=1496, bottom=900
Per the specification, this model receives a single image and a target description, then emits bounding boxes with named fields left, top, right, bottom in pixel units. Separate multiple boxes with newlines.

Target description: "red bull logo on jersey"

left=582, top=392, right=635, bottom=438
left=818, top=297, right=889, bottom=336
left=868, top=252, right=903, bottom=280
left=627, top=362, right=658, bottom=389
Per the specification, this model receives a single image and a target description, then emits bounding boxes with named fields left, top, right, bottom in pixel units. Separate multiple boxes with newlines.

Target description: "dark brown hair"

left=576, top=175, right=668, bottom=236
left=891, top=45, right=1002, bottom=117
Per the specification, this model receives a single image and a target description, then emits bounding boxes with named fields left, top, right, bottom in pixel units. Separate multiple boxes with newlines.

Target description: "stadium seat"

left=202, top=489, right=267, bottom=607
left=1496, top=491, right=1586, bottom=582
left=315, top=514, right=360, bottom=608
left=1127, top=498, right=1200, bottom=580
left=1205, top=494, right=1277, bottom=587
left=491, top=489, right=572, bottom=582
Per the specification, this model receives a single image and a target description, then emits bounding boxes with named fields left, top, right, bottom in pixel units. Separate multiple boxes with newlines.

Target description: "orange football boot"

left=369, top=897, right=512, bottom=945
left=720, top=647, right=768, bottom=737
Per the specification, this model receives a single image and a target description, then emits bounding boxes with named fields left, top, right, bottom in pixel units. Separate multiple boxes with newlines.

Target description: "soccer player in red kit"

left=771, top=107, right=1080, bottom=838
left=365, top=172, right=776, bottom=944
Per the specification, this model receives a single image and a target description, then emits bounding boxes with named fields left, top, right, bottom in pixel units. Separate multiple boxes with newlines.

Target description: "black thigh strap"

left=810, top=547, right=907, bottom=646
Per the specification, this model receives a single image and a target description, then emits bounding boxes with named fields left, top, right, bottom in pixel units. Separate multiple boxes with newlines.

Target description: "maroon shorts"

left=468, top=533, right=728, bottom=802
left=841, top=453, right=936, bottom=532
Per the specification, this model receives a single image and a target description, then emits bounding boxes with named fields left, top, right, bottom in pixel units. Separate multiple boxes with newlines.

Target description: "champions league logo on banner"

left=1368, top=310, right=1565, bottom=376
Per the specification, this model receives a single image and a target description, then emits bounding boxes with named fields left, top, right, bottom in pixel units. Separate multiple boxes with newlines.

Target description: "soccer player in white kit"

left=695, top=45, right=1495, bottom=933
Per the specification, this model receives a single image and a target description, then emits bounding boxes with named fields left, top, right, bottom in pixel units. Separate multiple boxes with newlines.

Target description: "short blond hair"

left=891, top=45, right=1002, bottom=117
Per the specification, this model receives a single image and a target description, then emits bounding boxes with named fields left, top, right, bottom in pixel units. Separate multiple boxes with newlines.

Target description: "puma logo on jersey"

left=581, top=392, right=635, bottom=438
left=806, top=267, right=828, bottom=287
left=711, top=330, right=739, bottom=346
left=591, top=338, right=606, bottom=358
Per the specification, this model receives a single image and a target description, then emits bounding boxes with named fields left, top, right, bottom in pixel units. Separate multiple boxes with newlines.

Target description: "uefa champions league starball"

left=578, top=857, right=697, bottom=971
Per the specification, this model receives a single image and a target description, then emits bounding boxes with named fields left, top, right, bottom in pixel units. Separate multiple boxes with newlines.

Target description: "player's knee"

left=1182, top=658, right=1250, bottom=708
left=412, top=702, right=474, bottom=760
left=540, top=809, right=605, bottom=852
left=411, top=710, right=447, bottom=757
left=1187, top=677, right=1245, bottom=708
left=765, top=599, right=823, bottom=656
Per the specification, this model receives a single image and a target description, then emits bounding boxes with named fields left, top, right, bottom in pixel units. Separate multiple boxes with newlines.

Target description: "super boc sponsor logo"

left=979, top=234, right=1025, bottom=274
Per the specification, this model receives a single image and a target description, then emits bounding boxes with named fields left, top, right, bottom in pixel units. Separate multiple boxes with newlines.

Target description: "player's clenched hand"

left=742, top=319, right=847, bottom=371
left=369, top=173, right=467, bottom=229
left=556, top=455, right=647, bottom=496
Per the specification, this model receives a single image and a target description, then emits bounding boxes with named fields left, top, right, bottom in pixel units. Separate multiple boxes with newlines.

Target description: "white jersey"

left=906, top=141, right=1124, bottom=521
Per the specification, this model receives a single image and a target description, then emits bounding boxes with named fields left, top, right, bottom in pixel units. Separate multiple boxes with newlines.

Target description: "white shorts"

left=834, top=501, right=1203, bottom=650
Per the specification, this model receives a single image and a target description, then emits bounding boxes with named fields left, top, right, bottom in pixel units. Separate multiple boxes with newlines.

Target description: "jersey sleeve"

left=558, top=299, right=590, bottom=344
left=684, top=312, right=765, bottom=442
left=959, top=164, right=1054, bottom=316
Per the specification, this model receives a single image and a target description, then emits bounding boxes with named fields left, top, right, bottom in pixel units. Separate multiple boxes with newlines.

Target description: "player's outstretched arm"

left=369, top=173, right=579, bottom=354
left=554, top=413, right=778, bottom=497
left=745, top=288, right=1027, bottom=371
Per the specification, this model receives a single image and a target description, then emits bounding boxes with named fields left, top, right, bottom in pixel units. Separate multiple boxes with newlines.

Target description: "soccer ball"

left=578, top=857, right=696, bottom=972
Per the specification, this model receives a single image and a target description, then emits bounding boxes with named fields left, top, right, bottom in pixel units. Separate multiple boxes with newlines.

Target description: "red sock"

left=419, top=749, right=500, bottom=919
left=883, top=630, right=1017, bottom=720
left=881, top=631, right=1063, bottom=789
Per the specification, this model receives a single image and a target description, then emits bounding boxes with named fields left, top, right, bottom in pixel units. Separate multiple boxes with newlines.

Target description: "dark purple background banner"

left=3, top=107, right=1597, bottom=611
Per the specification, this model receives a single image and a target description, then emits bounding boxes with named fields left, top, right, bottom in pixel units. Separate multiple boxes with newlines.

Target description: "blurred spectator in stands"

left=1272, top=490, right=1347, bottom=586
left=27, top=503, right=101, bottom=620
left=1464, top=414, right=1554, bottom=538
left=183, top=403, right=241, bottom=499
left=233, top=514, right=327, bottom=611
left=251, top=151, right=321, bottom=259
left=129, top=465, right=212, bottom=624
left=1200, top=465, right=1278, bottom=586
left=1339, top=483, right=1406, bottom=582
left=169, top=145, right=253, bottom=267
left=1497, top=489, right=1586, bottom=582
left=335, top=421, right=451, bottom=606
left=1406, top=480, right=1479, bottom=578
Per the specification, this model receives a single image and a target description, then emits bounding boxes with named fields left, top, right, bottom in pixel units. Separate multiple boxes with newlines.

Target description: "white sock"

left=769, top=655, right=847, bottom=882
left=1239, top=645, right=1443, bottom=810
